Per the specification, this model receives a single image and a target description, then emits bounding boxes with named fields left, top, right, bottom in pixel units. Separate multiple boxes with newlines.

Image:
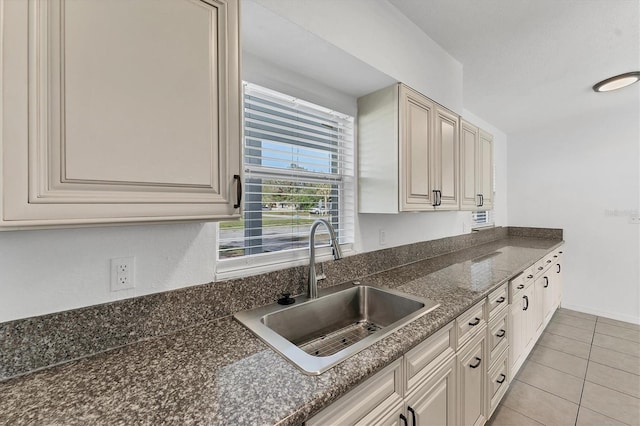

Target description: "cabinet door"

left=1, top=0, right=241, bottom=228
left=553, top=256, right=564, bottom=309
left=533, top=277, right=545, bottom=338
left=460, top=120, right=479, bottom=210
left=542, top=273, right=555, bottom=326
left=433, top=107, right=459, bottom=210
left=523, top=284, right=537, bottom=353
left=399, top=86, right=436, bottom=211
left=458, top=332, right=487, bottom=426
left=477, top=130, right=494, bottom=210
left=307, top=359, right=404, bottom=426
left=406, top=356, right=457, bottom=426
left=509, top=290, right=531, bottom=378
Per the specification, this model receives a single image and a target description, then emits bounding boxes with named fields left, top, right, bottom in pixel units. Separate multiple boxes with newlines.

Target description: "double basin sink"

left=235, top=282, right=440, bottom=375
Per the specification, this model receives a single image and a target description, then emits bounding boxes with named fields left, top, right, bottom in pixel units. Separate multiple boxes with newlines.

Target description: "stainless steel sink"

left=234, top=281, right=440, bottom=375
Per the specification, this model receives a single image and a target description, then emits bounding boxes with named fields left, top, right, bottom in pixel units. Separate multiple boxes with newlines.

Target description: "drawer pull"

left=553, top=255, right=558, bottom=258
left=523, top=295, right=529, bottom=311
left=496, top=329, right=506, bottom=338
left=497, top=374, right=506, bottom=384
left=408, top=406, right=416, bottom=425
left=557, top=264, right=561, bottom=273
left=469, top=317, right=481, bottom=326
left=496, top=296, right=505, bottom=303
left=538, top=266, right=544, bottom=271
left=527, top=274, right=534, bottom=279
left=547, top=260, right=552, bottom=263
left=543, top=277, right=549, bottom=288
left=559, top=251, right=563, bottom=254
left=517, top=284, right=524, bottom=290
left=400, top=413, right=408, bottom=426
left=469, top=357, right=482, bottom=368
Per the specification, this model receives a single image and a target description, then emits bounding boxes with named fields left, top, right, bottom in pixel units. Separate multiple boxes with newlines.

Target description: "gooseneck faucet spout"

left=308, top=218, right=342, bottom=299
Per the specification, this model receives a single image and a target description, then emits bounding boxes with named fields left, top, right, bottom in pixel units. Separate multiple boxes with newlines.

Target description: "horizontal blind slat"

left=219, top=82, right=354, bottom=260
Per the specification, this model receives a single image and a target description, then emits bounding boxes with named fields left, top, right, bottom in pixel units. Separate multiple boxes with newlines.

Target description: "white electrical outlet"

left=630, top=215, right=640, bottom=225
left=111, top=257, right=135, bottom=291
left=379, top=229, right=387, bottom=245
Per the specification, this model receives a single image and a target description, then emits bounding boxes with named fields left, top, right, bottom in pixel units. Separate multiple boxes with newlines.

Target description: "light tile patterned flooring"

left=488, top=308, right=640, bottom=426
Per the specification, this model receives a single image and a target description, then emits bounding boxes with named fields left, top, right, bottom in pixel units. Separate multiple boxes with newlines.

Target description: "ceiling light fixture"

left=592, top=71, right=640, bottom=92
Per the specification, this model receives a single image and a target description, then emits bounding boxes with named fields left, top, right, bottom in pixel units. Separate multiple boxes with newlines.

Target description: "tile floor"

left=488, top=308, right=640, bottom=426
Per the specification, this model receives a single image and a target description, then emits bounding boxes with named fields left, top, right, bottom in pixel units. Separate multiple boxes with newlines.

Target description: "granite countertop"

left=0, top=236, right=563, bottom=425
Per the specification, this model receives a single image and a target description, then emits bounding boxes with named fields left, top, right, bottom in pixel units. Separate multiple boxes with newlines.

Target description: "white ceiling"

left=389, top=0, right=640, bottom=134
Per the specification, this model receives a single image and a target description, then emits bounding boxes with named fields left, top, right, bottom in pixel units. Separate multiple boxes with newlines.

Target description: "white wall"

left=0, top=223, right=217, bottom=322
left=508, top=102, right=640, bottom=324
left=252, top=0, right=464, bottom=114
left=0, top=0, right=508, bottom=322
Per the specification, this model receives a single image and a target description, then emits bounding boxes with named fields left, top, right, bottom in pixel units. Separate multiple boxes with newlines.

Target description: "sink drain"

left=298, top=320, right=382, bottom=357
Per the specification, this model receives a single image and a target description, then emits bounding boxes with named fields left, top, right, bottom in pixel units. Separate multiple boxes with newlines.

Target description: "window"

left=218, top=83, right=355, bottom=269
left=472, top=210, right=493, bottom=228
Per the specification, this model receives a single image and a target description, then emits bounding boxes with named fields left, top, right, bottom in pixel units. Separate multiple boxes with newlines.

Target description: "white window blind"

left=218, top=83, right=355, bottom=260
left=472, top=210, right=493, bottom=227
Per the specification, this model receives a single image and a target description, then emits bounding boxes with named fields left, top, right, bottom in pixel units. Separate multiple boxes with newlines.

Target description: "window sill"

left=471, top=223, right=496, bottom=232
left=215, top=244, right=355, bottom=281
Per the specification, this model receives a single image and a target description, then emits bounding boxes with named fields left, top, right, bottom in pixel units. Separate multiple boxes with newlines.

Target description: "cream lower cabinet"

left=509, top=247, right=564, bottom=379
left=486, top=284, right=510, bottom=418
left=552, top=251, right=564, bottom=309
left=306, top=358, right=404, bottom=426
left=457, top=329, right=487, bottom=426
left=1, top=0, right=242, bottom=229
left=358, top=83, right=460, bottom=213
left=404, top=323, right=458, bottom=426
left=307, top=323, right=457, bottom=426
left=308, top=248, right=563, bottom=426
left=540, top=250, right=564, bottom=330
left=509, top=277, right=536, bottom=378
left=533, top=276, right=546, bottom=337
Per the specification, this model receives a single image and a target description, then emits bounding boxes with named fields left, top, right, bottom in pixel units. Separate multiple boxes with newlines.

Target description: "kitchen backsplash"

left=0, top=226, right=561, bottom=381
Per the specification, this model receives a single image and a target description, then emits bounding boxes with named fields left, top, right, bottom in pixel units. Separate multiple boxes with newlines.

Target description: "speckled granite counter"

left=0, top=236, right=562, bottom=425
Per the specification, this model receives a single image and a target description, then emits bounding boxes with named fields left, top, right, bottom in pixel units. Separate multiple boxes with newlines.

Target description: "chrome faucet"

left=308, top=218, right=343, bottom=299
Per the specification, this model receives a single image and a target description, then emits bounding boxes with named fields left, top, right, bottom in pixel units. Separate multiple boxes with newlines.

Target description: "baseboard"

left=561, top=302, right=640, bottom=325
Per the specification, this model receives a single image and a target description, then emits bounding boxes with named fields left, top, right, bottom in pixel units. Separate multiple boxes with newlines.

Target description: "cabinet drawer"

left=307, top=358, right=404, bottom=426
left=488, top=310, right=509, bottom=366
left=456, top=301, right=486, bottom=349
left=488, top=348, right=509, bottom=417
left=534, top=253, right=555, bottom=276
left=405, top=322, right=455, bottom=393
left=487, top=284, right=508, bottom=320
left=509, top=267, right=534, bottom=302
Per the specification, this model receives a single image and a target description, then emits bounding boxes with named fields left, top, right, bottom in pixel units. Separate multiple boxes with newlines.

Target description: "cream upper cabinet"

left=1, top=0, right=241, bottom=229
left=460, top=121, right=479, bottom=210
left=400, top=85, right=437, bottom=210
left=433, top=107, right=460, bottom=210
left=358, top=83, right=460, bottom=213
left=459, top=120, right=494, bottom=211
left=478, top=130, right=494, bottom=210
